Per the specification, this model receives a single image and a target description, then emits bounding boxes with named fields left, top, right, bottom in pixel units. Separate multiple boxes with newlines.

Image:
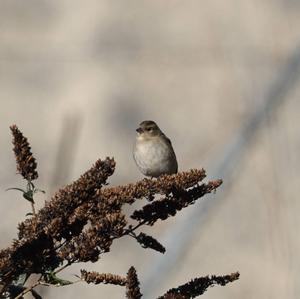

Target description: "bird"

left=133, top=120, right=178, bottom=177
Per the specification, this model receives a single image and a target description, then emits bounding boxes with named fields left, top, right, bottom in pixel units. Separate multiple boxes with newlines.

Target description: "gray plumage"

left=133, top=120, right=178, bottom=177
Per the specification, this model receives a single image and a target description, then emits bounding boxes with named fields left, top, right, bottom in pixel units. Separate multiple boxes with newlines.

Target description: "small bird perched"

left=133, top=120, right=178, bottom=177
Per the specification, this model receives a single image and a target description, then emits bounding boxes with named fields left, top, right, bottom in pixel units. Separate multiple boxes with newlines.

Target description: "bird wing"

left=163, top=134, right=172, bottom=146
left=163, top=134, right=178, bottom=173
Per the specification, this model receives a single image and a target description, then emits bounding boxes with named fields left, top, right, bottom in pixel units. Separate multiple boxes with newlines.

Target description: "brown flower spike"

left=158, top=272, right=240, bottom=298
left=10, top=125, right=38, bottom=181
left=81, top=270, right=127, bottom=286
left=136, top=232, right=166, bottom=253
left=126, top=266, right=142, bottom=299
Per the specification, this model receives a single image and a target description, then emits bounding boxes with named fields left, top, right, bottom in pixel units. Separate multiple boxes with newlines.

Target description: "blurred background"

left=1, top=1, right=300, bottom=298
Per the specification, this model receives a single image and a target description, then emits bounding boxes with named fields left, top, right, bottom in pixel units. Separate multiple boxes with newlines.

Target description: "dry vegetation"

left=0, top=125, right=239, bottom=298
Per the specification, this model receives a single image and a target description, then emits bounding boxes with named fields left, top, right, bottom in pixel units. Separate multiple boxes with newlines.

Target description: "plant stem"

left=124, top=220, right=147, bottom=236
left=31, top=202, right=36, bottom=217
left=53, top=261, right=72, bottom=275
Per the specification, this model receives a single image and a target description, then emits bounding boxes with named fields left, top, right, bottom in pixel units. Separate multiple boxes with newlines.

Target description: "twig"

left=123, top=221, right=147, bottom=237
left=53, top=261, right=72, bottom=275
left=110, top=220, right=147, bottom=241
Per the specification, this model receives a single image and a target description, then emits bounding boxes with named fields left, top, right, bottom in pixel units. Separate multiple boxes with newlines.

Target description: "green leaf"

left=5, top=187, right=26, bottom=193
left=45, top=272, right=73, bottom=286
left=34, top=188, right=46, bottom=194
left=23, top=191, right=34, bottom=203
left=6, top=187, right=35, bottom=203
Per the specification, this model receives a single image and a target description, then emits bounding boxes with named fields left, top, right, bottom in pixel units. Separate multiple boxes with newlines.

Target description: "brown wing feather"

left=163, top=134, right=178, bottom=173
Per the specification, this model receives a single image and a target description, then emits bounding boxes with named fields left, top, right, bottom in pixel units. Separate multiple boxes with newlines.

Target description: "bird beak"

left=136, top=127, right=143, bottom=133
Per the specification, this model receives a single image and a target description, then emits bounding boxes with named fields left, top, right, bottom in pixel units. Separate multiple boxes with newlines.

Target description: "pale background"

left=0, top=1, right=300, bottom=298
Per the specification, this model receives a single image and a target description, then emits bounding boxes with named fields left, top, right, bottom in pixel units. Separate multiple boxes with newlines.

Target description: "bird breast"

left=133, top=137, right=177, bottom=177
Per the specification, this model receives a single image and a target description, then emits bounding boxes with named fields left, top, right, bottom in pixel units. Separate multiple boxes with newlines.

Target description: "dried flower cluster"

left=158, top=272, right=240, bottom=299
left=131, top=179, right=222, bottom=225
left=10, top=125, right=38, bottom=181
left=81, top=270, right=127, bottom=286
left=0, top=125, right=239, bottom=299
left=126, top=267, right=142, bottom=299
left=136, top=232, right=166, bottom=253
left=81, top=266, right=143, bottom=299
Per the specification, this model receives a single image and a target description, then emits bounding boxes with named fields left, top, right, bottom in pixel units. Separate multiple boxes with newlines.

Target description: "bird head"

left=136, top=120, right=162, bottom=139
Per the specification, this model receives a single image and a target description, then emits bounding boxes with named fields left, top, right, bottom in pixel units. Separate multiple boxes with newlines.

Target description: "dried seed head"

left=131, top=179, right=223, bottom=225
left=136, top=232, right=165, bottom=253
left=10, top=125, right=38, bottom=181
left=126, top=266, right=142, bottom=299
left=158, top=272, right=240, bottom=299
left=81, top=270, right=127, bottom=286
left=99, top=169, right=206, bottom=205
